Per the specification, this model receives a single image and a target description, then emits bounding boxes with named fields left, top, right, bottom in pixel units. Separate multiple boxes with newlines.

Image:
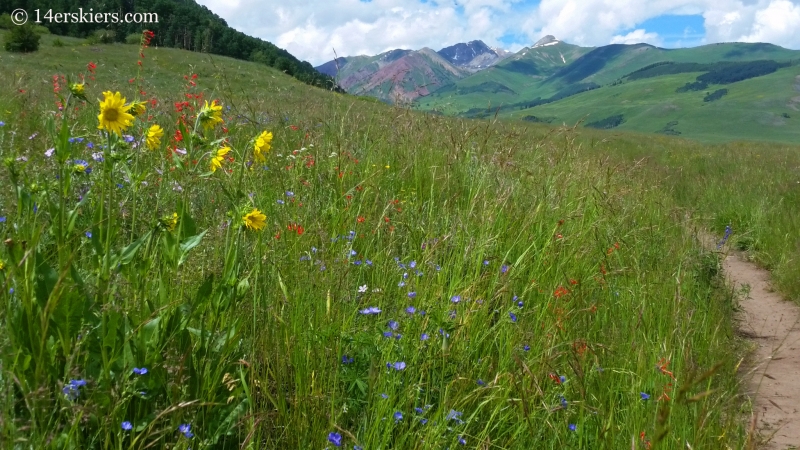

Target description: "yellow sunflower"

left=69, top=83, right=87, bottom=101
left=146, top=124, right=164, bottom=150
left=128, top=101, right=147, bottom=117
left=97, top=91, right=134, bottom=135
left=198, top=100, right=223, bottom=130
left=210, top=146, right=231, bottom=173
left=160, top=212, right=178, bottom=231
left=242, top=208, right=266, bottom=231
left=253, top=131, right=273, bottom=162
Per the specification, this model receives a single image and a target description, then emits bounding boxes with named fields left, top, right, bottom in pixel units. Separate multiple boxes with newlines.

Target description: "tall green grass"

left=580, top=130, right=800, bottom=302
left=0, top=33, right=751, bottom=449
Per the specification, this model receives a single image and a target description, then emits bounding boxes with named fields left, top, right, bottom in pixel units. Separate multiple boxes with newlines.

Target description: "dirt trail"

left=717, top=243, right=800, bottom=449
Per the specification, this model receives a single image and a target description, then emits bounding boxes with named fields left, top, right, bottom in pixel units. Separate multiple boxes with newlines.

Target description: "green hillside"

left=503, top=66, right=800, bottom=143
left=1, top=29, right=799, bottom=450
left=0, top=0, right=334, bottom=88
left=417, top=41, right=800, bottom=143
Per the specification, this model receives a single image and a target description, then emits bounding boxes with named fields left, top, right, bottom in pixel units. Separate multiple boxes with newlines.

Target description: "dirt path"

left=718, top=244, right=800, bottom=449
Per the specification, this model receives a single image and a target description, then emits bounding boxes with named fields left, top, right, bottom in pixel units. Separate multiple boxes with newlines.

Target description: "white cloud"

left=705, top=0, right=800, bottom=46
left=610, top=29, right=663, bottom=46
left=194, top=0, right=800, bottom=65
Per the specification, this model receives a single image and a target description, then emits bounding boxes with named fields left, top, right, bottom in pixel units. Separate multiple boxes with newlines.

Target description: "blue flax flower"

left=178, top=423, right=193, bottom=438
left=327, top=431, right=342, bottom=447
left=121, top=421, right=133, bottom=431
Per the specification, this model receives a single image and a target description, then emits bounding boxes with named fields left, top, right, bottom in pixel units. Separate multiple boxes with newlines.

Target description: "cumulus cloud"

left=705, top=0, right=800, bottom=46
left=194, top=0, right=800, bottom=65
left=610, top=29, right=663, bottom=46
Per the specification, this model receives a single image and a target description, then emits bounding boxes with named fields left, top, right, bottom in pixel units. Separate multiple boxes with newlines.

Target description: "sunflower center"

left=103, top=108, right=119, bottom=122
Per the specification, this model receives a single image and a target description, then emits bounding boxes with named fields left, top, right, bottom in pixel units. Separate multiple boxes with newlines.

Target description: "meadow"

left=0, top=31, right=797, bottom=449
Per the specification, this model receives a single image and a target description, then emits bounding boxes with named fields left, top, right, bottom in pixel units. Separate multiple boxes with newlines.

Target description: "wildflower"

left=560, top=396, right=568, bottom=408
left=393, top=361, right=406, bottom=371
left=145, top=124, right=163, bottom=150
left=421, top=333, right=429, bottom=341
left=253, top=131, right=272, bottom=162
left=408, top=291, right=416, bottom=298
left=161, top=212, right=178, bottom=232
left=327, top=432, right=342, bottom=447
left=62, top=379, right=87, bottom=401
left=459, top=436, right=467, bottom=445
left=44, top=148, right=55, bottom=158
left=641, top=392, right=650, bottom=400
left=359, top=307, right=381, bottom=315
left=451, top=295, right=461, bottom=303
left=383, top=331, right=393, bottom=338
left=381, top=393, right=388, bottom=399
left=388, top=320, right=399, bottom=330
left=97, top=91, right=134, bottom=135
left=554, top=286, right=570, bottom=299
left=73, top=159, right=91, bottom=174
left=210, top=146, right=231, bottom=172
left=569, top=424, right=577, bottom=432
left=393, top=411, right=403, bottom=422
left=501, top=264, right=509, bottom=273
left=178, top=423, right=193, bottom=438
left=509, top=312, right=517, bottom=323
left=198, top=100, right=223, bottom=130
left=242, top=208, right=267, bottom=231
left=477, top=379, right=485, bottom=386
left=420, top=418, right=428, bottom=425
left=398, top=281, right=406, bottom=287
left=121, top=421, right=133, bottom=431
left=523, top=344, right=530, bottom=351
left=128, top=100, right=147, bottom=117
left=69, top=82, right=87, bottom=100
left=406, top=306, right=416, bottom=314
left=0, top=259, right=5, bottom=270
left=132, top=367, right=148, bottom=375
left=341, top=355, right=354, bottom=364
left=358, top=285, right=368, bottom=293
left=718, top=225, right=732, bottom=249
left=446, top=410, right=464, bottom=424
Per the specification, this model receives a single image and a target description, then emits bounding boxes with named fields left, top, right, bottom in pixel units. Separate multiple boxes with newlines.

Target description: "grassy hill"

left=503, top=67, right=800, bottom=143
left=1, top=30, right=799, bottom=450
left=417, top=41, right=800, bottom=143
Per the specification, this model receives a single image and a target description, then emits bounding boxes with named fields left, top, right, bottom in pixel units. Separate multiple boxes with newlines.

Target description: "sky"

left=194, top=0, right=800, bottom=66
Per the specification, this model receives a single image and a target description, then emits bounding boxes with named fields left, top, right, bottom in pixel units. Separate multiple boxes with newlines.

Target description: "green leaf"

left=178, top=200, right=197, bottom=238
left=66, top=191, right=91, bottom=235
left=178, top=230, right=207, bottom=266
left=35, top=253, right=59, bottom=308
left=114, top=230, right=152, bottom=267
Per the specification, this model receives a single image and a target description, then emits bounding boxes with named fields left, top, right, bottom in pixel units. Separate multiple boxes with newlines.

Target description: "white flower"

left=44, top=148, right=55, bottom=158
left=358, top=285, right=368, bottom=293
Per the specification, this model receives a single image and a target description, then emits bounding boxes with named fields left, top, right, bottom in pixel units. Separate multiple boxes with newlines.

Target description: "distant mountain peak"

left=533, top=35, right=559, bottom=48
left=437, top=40, right=510, bottom=70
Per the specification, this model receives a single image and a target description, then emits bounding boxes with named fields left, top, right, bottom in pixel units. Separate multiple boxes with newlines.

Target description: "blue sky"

left=196, top=0, right=800, bottom=65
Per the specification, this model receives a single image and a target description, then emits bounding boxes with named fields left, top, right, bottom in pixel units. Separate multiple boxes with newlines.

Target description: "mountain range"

left=318, top=36, right=800, bottom=142
left=315, top=39, right=513, bottom=103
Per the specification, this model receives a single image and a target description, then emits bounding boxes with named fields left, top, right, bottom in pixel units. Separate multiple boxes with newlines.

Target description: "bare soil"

left=720, top=245, right=800, bottom=449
